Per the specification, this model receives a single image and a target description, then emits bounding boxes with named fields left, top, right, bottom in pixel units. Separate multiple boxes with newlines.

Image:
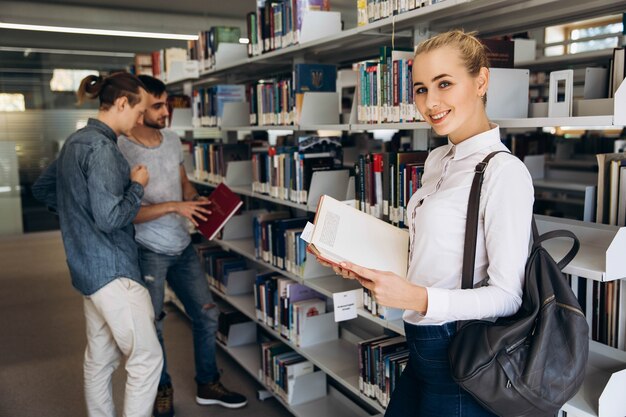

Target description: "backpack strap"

left=462, top=151, right=510, bottom=290
left=462, top=152, right=580, bottom=290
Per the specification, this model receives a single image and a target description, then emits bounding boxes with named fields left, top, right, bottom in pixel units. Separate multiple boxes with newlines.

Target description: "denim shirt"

left=32, top=118, right=145, bottom=295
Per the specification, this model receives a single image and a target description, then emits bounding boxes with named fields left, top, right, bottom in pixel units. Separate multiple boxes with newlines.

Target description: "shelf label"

left=333, top=289, right=363, bottom=322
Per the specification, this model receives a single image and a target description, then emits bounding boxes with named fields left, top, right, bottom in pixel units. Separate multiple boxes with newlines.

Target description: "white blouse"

left=403, top=125, right=534, bottom=325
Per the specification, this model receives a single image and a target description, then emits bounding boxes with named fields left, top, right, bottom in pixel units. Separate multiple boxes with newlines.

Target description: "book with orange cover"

left=196, top=183, right=243, bottom=240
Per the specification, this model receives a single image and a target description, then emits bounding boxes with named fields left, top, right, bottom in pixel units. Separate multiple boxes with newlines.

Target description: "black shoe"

left=196, top=380, right=248, bottom=409
left=153, top=383, right=174, bottom=417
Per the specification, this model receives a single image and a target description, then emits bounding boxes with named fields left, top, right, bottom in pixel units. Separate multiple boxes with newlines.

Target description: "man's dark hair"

left=137, top=74, right=167, bottom=97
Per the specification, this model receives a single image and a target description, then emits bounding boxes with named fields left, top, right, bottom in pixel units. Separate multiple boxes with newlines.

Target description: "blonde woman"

left=327, top=31, right=534, bottom=416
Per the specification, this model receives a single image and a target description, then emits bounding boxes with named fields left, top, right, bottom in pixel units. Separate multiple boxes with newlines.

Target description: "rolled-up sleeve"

left=87, top=143, right=144, bottom=233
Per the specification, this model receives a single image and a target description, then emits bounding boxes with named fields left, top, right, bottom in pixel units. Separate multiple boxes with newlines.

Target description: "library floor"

left=0, top=231, right=292, bottom=417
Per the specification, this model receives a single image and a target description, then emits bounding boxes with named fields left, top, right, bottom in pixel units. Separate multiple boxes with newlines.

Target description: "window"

left=50, top=69, right=99, bottom=92
left=544, top=15, right=622, bottom=57
left=0, top=93, right=26, bottom=111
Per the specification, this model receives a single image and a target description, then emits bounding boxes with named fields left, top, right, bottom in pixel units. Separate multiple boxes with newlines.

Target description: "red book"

left=196, top=183, right=243, bottom=240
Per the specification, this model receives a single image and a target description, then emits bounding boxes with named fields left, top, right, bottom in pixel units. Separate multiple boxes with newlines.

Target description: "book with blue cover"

left=294, top=63, right=337, bottom=93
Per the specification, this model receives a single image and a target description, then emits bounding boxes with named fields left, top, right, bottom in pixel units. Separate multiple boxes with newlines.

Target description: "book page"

left=310, top=195, right=409, bottom=277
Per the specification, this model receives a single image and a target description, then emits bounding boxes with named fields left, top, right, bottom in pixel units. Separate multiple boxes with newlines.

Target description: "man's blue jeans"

left=138, top=243, right=219, bottom=387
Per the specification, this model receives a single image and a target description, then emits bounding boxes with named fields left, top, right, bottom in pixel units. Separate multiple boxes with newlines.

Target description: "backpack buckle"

left=475, top=162, right=487, bottom=174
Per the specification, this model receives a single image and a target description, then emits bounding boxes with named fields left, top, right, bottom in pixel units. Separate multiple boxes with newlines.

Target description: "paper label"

left=333, top=289, right=363, bottom=322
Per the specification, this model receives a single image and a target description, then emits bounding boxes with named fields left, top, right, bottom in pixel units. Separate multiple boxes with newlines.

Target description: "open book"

left=307, top=195, right=409, bottom=277
left=196, top=183, right=243, bottom=240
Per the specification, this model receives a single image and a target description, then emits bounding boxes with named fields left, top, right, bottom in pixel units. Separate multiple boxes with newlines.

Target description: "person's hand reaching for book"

left=338, top=262, right=428, bottom=314
left=173, top=200, right=212, bottom=227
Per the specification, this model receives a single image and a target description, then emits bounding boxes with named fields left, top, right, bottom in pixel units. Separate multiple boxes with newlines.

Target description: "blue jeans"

left=385, top=322, right=497, bottom=417
left=138, top=243, right=219, bottom=386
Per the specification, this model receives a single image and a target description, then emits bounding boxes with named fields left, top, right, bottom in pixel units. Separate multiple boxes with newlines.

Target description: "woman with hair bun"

left=33, top=71, right=163, bottom=417
left=319, top=30, right=534, bottom=417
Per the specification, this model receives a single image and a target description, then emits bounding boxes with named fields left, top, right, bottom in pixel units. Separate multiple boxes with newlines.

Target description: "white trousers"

left=83, top=278, right=163, bottom=417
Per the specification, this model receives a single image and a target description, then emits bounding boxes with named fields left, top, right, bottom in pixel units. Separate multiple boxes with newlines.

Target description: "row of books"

left=261, top=340, right=318, bottom=404
left=251, top=136, right=343, bottom=204
left=192, top=85, right=246, bottom=127
left=353, top=151, right=428, bottom=227
left=358, top=335, right=408, bottom=407
left=609, top=47, right=625, bottom=99
left=246, top=0, right=331, bottom=57
left=134, top=48, right=187, bottom=80
left=356, top=49, right=421, bottom=124
left=254, top=77, right=297, bottom=126
left=253, top=213, right=310, bottom=275
left=574, top=277, right=625, bottom=349
left=187, top=27, right=242, bottom=72
left=217, top=307, right=252, bottom=345
left=357, top=0, right=442, bottom=26
left=255, top=273, right=326, bottom=346
left=596, top=152, right=626, bottom=226
left=196, top=245, right=248, bottom=293
left=192, top=143, right=251, bottom=184
left=191, top=63, right=336, bottom=127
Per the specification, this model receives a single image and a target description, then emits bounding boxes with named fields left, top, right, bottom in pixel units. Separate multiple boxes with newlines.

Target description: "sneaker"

left=153, top=383, right=174, bottom=417
left=196, top=380, right=248, bottom=409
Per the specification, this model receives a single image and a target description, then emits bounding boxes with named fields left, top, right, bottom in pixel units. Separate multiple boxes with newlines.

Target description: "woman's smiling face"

left=412, top=45, right=489, bottom=144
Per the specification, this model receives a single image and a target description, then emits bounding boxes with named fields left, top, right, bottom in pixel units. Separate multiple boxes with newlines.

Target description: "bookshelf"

left=165, top=1, right=626, bottom=416
left=166, top=0, right=626, bottom=88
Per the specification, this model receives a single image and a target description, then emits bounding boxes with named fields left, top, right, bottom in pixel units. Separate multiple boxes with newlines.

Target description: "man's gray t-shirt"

left=118, top=130, right=190, bottom=256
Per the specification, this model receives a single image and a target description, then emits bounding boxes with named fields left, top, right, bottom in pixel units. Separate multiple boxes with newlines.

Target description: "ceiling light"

left=0, top=46, right=135, bottom=57
left=0, top=22, right=198, bottom=41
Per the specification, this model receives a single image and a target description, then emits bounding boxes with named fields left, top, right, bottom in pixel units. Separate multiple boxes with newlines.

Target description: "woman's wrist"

left=414, top=285, right=428, bottom=315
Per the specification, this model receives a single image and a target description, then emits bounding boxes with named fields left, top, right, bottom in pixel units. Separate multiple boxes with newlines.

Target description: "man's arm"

left=180, top=165, right=200, bottom=201
left=132, top=166, right=210, bottom=225
left=32, top=159, right=59, bottom=212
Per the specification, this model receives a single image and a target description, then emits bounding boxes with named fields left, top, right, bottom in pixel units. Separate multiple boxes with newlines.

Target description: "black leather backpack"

left=448, top=151, right=589, bottom=417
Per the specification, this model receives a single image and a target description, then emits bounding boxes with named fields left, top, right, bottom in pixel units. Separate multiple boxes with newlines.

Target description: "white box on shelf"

left=584, top=67, right=609, bottom=100
left=286, top=370, right=326, bottom=405
left=298, top=312, right=338, bottom=348
left=166, top=60, right=199, bottom=83
left=169, top=108, right=192, bottom=127
left=220, top=101, right=250, bottom=128
left=298, top=252, right=333, bottom=280
left=529, top=102, right=549, bottom=118
left=299, top=92, right=340, bottom=125
left=221, top=210, right=268, bottom=240
left=300, top=11, right=341, bottom=44
left=561, top=341, right=626, bottom=417
left=513, top=38, right=536, bottom=64
left=548, top=70, right=574, bottom=118
left=573, top=99, right=614, bottom=117
left=225, top=321, right=257, bottom=347
left=534, top=215, right=626, bottom=281
left=214, top=43, right=248, bottom=68
left=224, top=160, right=253, bottom=187
left=306, top=169, right=350, bottom=211
left=486, top=68, right=529, bottom=119
left=222, top=269, right=256, bottom=296
left=613, top=78, right=626, bottom=126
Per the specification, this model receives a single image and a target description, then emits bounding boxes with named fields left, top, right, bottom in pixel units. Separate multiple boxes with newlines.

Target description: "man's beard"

left=144, top=118, right=166, bottom=129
